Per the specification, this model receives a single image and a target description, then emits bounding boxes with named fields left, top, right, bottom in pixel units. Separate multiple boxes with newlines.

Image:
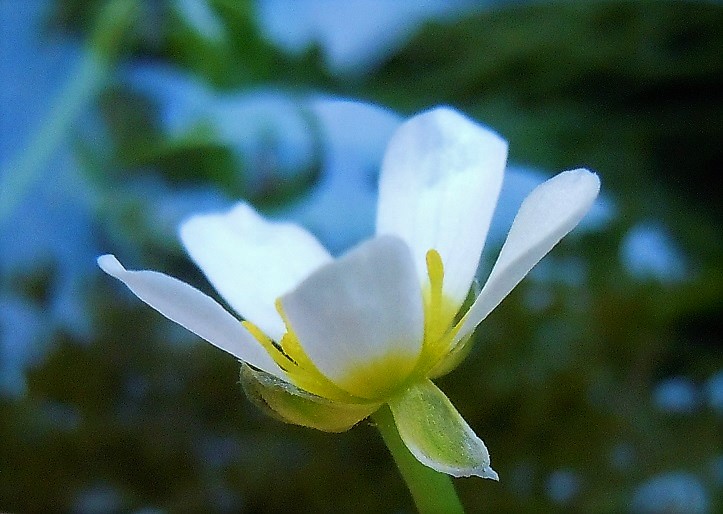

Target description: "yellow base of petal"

left=335, top=351, right=421, bottom=400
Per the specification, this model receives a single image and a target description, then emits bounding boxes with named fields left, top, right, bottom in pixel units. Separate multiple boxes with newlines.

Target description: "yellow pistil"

left=243, top=302, right=361, bottom=404
left=417, top=249, right=465, bottom=374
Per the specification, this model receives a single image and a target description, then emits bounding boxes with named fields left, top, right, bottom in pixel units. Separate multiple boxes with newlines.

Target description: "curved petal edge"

left=455, top=169, right=600, bottom=344
left=97, top=254, right=284, bottom=379
left=376, top=107, right=508, bottom=306
left=180, top=203, right=332, bottom=342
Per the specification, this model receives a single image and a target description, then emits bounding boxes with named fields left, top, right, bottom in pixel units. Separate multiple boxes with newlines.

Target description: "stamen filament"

left=242, top=304, right=365, bottom=404
left=418, top=249, right=465, bottom=375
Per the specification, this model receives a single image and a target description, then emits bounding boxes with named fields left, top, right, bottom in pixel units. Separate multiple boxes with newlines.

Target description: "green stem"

left=372, top=405, right=465, bottom=514
left=0, top=0, right=139, bottom=226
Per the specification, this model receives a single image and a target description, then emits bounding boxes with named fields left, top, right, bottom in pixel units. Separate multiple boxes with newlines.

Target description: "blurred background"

left=1, top=0, right=721, bottom=511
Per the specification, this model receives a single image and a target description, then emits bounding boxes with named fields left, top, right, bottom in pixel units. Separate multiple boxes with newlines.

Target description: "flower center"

left=244, top=248, right=467, bottom=403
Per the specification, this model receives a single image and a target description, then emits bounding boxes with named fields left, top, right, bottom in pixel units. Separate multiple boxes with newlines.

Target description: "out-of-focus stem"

left=0, top=0, right=139, bottom=225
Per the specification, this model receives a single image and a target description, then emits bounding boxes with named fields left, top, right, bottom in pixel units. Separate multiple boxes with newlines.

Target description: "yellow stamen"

left=418, top=249, right=465, bottom=374
left=243, top=303, right=361, bottom=404
left=241, top=320, right=295, bottom=369
left=424, top=249, right=447, bottom=345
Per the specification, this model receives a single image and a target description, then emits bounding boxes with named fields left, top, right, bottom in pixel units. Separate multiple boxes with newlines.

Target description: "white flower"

left=99, top=106, right=600, bottom=480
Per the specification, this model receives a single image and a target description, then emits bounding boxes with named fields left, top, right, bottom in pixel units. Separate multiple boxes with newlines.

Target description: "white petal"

left=180, top=203, right=332, bottom=341
left=280, top=236, right=424, bottom=399
left=455, top=169, right=600, bottom=344
left=97, top=254, right=285, bottom=379
left=376, top=107, right=507, bottom=306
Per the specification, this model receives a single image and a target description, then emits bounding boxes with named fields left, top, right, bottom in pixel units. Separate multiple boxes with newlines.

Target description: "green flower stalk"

left=99, top=107, right=599, bottom=509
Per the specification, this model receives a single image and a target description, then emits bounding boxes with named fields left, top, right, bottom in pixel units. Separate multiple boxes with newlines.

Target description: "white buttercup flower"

left=99, top=106, right=599, bottom=480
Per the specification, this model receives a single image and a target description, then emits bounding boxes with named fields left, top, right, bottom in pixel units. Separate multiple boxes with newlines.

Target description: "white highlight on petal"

left=376, top=107, right=507, bottom=306
left=97, top=254, right=284, bottom=379
left=281, top=236, right=424, bottom=399
left=180, top=203, right=332, bottom=341
left=455, top=169, right=600, bottom=344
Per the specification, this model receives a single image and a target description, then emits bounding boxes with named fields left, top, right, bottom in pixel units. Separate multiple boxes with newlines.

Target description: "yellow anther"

left=242, top=320, right=294, bottom=370
left=418, top=249, right=464, bottom=375
left=244, top=313, right=359, bottom=403
left=424, top=249, right=446, bottom=345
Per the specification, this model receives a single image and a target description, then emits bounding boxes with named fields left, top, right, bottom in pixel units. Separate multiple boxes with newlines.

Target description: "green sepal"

left=239, top=364, right=379, bottom=433
left=388, top=379, right=498, bottom=479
